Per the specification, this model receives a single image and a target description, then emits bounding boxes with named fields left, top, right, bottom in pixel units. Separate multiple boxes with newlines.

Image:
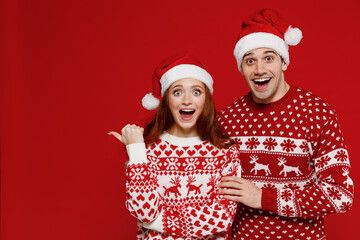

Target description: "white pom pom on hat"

left=284, top=25, right=303, bottom=46
left=142, top=93, right=160, bottom=110
left=141, top=52, right=213, bottom=110
left=234, top=8, right=303, bottom=71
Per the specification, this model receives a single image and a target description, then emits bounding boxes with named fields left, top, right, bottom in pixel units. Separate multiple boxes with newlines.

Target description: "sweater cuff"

left=261, top=188, right=279, bottom=213
left=142, top=209, right=164, bottom=232
left=126, top=143, right=147, bottom=165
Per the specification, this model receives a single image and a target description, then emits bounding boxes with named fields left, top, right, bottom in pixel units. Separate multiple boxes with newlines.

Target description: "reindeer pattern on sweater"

left=218, top=86, right=354, bottom=240
left=125, top=132, right=241, bottom=239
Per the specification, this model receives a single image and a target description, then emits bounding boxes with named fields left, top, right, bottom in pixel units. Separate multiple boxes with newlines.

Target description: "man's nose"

left=255, top=62, right=266, bottom=75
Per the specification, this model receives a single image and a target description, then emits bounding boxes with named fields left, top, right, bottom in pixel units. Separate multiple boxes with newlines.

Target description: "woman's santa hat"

left=142, top=52, right=213, bottom=110
left=234, top=8, right=303, bottom=71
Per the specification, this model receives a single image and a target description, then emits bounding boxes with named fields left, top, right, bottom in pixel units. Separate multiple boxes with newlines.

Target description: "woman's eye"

left=173, top=90, right=181, bottom=96
left=193, top=90, right=201, bottom=95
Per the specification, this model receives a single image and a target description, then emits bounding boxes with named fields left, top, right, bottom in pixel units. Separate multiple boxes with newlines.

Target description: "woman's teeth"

left=180, top=110, right=195, bottom=115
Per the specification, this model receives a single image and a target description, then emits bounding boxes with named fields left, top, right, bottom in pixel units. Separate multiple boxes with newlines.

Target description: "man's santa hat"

left=142, top=52, right=213, bottom=110
left=234, top=8, right=303, bottom=71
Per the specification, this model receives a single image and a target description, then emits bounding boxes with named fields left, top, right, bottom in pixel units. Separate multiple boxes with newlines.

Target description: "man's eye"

left=265, top=56, right=273, bottom=61
left=246, top=59, right=254, bottom=64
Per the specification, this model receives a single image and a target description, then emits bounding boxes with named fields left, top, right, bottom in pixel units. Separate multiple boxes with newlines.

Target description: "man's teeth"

left=254, top=78, right=270, bottom=83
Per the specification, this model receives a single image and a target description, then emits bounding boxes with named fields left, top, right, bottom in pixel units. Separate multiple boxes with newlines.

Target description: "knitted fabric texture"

left=125, top=132, right=241, bottom=239
left=217, top=86, right=353, bottom=240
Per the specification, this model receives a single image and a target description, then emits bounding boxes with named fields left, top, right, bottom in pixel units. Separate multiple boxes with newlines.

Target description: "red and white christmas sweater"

left=217, top=86, right=354, bottom=240
left=125, top=132, right=241, bottom=239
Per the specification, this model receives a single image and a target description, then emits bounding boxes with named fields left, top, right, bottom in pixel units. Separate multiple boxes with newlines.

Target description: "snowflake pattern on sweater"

left=217, top=86, right=354, bottom=240
left=125, top=132, right=241, bottom=239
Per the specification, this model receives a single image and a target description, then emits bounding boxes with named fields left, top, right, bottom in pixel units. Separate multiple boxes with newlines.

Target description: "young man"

left=217, top=8, right=354, bottom=240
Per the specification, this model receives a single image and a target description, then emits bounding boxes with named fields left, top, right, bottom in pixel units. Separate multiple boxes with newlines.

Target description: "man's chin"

left=252, top=92, right=273, bottom=104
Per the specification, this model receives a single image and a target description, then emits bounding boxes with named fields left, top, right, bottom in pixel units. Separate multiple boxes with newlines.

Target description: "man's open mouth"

left=253, top=78, right=271, bottom=85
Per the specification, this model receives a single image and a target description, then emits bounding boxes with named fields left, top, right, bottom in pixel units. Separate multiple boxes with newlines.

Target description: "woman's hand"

left=137, top=220, right=143, bottom=228
left=108, top=124, right=144, bottom=145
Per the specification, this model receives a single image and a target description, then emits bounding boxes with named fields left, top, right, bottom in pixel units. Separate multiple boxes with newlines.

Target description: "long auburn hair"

left=143, top=86, right=234, bottom=149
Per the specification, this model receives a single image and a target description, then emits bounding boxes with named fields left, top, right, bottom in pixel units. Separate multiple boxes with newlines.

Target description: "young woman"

left=109, top=52, right=241, bottom=239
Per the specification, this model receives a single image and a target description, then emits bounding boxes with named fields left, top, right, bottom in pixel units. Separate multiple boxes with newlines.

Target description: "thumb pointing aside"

left=108, top=131, right=125, bottom=144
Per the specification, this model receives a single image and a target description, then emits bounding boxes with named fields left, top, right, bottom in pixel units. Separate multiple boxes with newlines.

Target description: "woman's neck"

left=167, top=125, right=199, bottom=138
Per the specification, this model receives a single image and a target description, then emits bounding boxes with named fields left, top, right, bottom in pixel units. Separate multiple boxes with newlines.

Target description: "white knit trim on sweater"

left=142, top=209, right=164, bottom=232
left=160, top=132, right=204, bottom=146
left=126, top=143, right=147, bottom=165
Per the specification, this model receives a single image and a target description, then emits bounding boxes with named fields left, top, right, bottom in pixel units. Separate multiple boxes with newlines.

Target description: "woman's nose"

left=182, top=92, right=192, bottom=105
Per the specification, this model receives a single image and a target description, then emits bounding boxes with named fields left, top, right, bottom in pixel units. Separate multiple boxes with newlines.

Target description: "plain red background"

left=1, top=0, right=359, bottom=239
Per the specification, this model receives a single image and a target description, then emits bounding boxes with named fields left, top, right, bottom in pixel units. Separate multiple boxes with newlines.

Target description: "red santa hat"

left=234, top=8, right=303, bottom=71
left=142, top=52, right=213, bottom=110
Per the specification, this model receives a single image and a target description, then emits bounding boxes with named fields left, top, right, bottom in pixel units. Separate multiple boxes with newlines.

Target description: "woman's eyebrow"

left=170, top=84, right=183, bottom=89
left=171, top=84, right=204, bottom=89
left=191, top=85, right=205, bottom=89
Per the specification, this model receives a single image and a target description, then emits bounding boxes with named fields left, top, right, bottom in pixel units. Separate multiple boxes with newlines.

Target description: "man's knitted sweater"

left=217, top=86, right=353, bottom=240
left=125, top=132, right=241, bottom=239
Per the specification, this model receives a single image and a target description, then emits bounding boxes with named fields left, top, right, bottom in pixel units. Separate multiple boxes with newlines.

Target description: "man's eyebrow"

left=264, top=50, right=278, bottom=55
left=243, top=52, right=253, bottom=58
left=243, top=50, right=278, bottom=59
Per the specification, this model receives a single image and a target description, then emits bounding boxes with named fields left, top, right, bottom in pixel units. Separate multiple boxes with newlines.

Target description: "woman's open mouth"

left=179, top=109, right=195, bottom=120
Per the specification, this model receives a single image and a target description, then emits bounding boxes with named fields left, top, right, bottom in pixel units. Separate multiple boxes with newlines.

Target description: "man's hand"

left=108, top=124, right=144, bottom=145
left=218, top=176, right=262, bottom=209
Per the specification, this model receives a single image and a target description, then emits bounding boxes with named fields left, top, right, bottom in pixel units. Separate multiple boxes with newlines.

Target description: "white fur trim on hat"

left=142, top=93, right=160, bottom=110
left=159, top=64, right=213, bottom=95
left=234, top=32, right=289, bottom=71
left=284, top=26, right=303, bottom=46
